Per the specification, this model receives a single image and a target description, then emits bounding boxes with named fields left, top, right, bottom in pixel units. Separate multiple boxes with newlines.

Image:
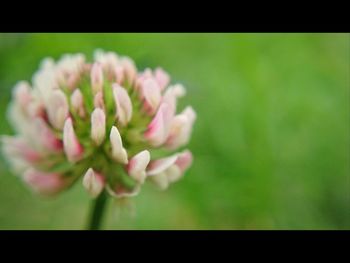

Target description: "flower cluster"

left=1, top=50, right=196, bottom=198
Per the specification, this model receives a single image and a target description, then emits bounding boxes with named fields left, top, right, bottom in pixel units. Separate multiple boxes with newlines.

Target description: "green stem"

left=87, top=190, right=108, bottom=230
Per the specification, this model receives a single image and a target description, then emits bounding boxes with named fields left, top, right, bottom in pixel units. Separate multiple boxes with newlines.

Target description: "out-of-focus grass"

left=0, top=33, right=349, bottom=229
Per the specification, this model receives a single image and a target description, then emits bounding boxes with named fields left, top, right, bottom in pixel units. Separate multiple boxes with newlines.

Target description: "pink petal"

left=175, top=150, right=193, bottom=172
left=1, top=136, right=42, bottom=163
left=34, top=118, right=63, bottom=152
left=63, top=118, right=84, bottom=163
left=26, top=98, right=46, bottom=119
left=144, top=103, right=172, bottom=147
left=23, top=169, right=67, bottom=196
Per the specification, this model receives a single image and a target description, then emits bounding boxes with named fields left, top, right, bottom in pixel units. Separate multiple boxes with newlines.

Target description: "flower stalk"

left=88, top=190, right=108, bottom=230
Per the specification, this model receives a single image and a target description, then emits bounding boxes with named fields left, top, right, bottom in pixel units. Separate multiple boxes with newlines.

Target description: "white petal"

left=151, top=172, right=169, bottom=190
left=127, top=150, right=150, bottom=183
left=114, top=65, right=124, bottom=84
left=13, top=81, right=32, bottom=110
left=146, top=154, right=178, bottom=176
left=7, top=103, right=32, bottom=138
left=94, top=49, right=119, bottom=72
left=155, top=67, right=170, bottom=91
left=162, top=84, right=186, bottom=118
left=166, top=165, right=182, bottom=183
left=91, top=63, right=104, bottom=94
left=119, top=57, right=137, bottom=83
left=106, top=184, right=141, bottom=198
left=91, top=108, right=106, bottom=145
left=166, top=106, right=196, bottom=150
left=47, top=89, right=69, bottom=130
left=165, top=114, right=189, bottom=150
left=70, top=89, right=85, bottom=118
left=113, top=84, right=132, bottom=126
left=142, top=78, right=161, bottom=112
left=183, top=106, right=197, bottom=123
left=82, top=168, right=105, bottom=198
left=110, top=126, right=128, bottom=164
left=93, top=91, right=105, bottom=110
left=32, top=65, right=58, bottom=105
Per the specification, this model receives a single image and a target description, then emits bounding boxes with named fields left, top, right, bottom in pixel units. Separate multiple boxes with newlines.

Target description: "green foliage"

left=0, top=33, right=349, bottom=229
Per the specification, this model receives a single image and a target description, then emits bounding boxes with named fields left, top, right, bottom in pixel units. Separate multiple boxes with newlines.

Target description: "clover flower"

left=1, top=50, right=196, bottom=199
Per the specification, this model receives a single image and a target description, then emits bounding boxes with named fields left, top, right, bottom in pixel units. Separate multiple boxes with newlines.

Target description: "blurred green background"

left=0, top=33, right=349, bottom=229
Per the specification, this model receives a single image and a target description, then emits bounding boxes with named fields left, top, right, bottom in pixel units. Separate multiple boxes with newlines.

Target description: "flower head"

left=1, top=50, right=196, bottom=198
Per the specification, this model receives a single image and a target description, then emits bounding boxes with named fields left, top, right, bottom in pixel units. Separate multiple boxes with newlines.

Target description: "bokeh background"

left=0, top=33, right=349, bottom=229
